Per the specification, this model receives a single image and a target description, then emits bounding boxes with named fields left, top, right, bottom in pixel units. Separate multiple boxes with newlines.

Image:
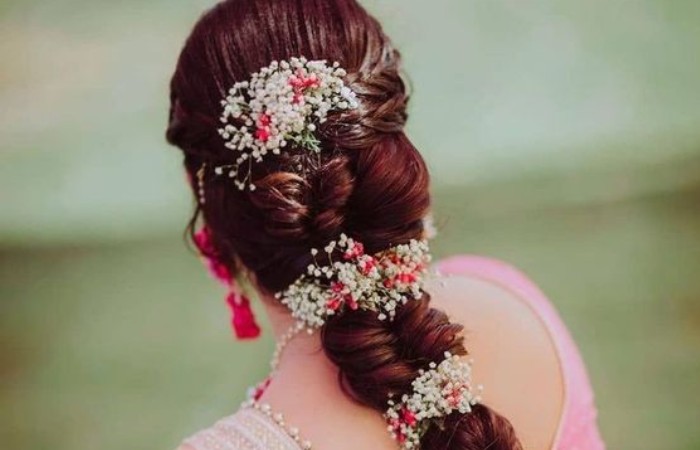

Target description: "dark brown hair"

left=166, top=1, right=522, bottom=448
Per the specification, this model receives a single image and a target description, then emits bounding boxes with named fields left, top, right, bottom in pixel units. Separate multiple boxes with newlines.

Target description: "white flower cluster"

left=385, top=352, right=482, bottom=450
left=216, top=57, right=358, bottom=190
left=275, top=234, right=431, bottom=329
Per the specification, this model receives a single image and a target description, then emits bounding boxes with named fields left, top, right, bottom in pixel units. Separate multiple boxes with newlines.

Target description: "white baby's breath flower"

left=277, top=236, right=430, bottom=331
left=215, top=57, right=358, bottom=191
left=384, top=352, right=482, bottom=450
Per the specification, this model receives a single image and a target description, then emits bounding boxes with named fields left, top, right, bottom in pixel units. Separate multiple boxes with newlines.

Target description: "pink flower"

left=397, top=272, right=418, bottom=284
left=257, top=113, right=271, bottom=126
left=358, top=256, right=376, bottom=275
left=255, top=127, right=270, bottom=142
left=292, top=93, right=304, bottom=104
left=226, top=292, right=261, bottom=339
left=326, top=296, right=343, bottom=311
left=400, top=407, right=417, bottom=427
left=289, top=70, right=320, bottom=105
left=305, top=74, right=320, bottom=89
left=343, top=241, right=364, bottom=260
left=345, top=295, right=359, bottom=310
left=289, top=70, right=320, bottom=90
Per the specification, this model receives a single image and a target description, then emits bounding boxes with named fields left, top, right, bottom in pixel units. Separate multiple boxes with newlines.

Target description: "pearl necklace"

left=245, top=400, right=313, bottom=449
left=244, top=321, right=313, bottom=449
left=269, top=321, right=307, bottom=372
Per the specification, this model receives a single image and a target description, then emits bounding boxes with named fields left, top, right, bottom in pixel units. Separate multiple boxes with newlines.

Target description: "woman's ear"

left=422, top=213, right=438, bottom=240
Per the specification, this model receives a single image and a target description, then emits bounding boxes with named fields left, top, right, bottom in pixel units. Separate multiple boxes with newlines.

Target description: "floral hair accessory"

left=216, top=57, right=358, bottom=191
left=275, top=234, right=430, bottom=329
left=385, top=352, right=483, bottom=449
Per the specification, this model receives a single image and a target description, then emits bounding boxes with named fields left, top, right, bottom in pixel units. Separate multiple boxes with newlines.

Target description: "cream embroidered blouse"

left=181, top=406, right=304, bottom=450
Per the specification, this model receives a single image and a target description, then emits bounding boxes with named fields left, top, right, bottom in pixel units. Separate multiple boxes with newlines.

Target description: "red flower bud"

left=255, top=127, right=270, bottom=142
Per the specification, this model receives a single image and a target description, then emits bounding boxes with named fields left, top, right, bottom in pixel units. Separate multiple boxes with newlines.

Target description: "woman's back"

left=178, top=256, right=604, bottom=450
left=434, top=256, right=604, bottom=450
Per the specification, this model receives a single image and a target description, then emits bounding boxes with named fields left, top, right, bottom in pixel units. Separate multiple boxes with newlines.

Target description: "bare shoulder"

left=427, top=260, right=565, bottom=450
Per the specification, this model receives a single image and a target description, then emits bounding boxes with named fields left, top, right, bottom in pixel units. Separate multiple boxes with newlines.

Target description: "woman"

left=165, top=1, right=605, bottom=449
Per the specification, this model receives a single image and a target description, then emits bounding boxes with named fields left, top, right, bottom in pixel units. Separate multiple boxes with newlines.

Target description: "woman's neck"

left=259, top=293, right=331, bottom=378
left=257, top=294, right=395, bottom=450
left=261, top=293, right=301, bottom=340
left=258, top=293, right=341, bottom=409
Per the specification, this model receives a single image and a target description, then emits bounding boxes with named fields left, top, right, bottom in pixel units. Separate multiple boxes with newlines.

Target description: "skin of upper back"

left=427, top=273, right=565, bottom=450
left=178, top=272, right=564, bottom=450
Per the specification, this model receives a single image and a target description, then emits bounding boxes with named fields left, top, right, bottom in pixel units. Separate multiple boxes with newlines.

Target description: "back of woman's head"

left=166, top=1, right=523, bottom=448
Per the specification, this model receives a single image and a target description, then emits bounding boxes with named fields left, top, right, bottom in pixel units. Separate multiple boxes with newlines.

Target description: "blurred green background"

left=1, top=1, right=699, bottom=449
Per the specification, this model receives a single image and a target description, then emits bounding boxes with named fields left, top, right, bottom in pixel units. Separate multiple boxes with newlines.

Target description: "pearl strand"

left=245, top=401, right=313, bottom=450
left=269, top=321, right=309, bottom=372
left=244, top=321, right=314, bottom=449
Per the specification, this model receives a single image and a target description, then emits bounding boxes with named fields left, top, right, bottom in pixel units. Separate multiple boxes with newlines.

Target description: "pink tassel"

left=226, top=291, right=261, bottom=339
left=193, top=226, right=231, bottom=285
left=195, top=226, right=261, bottom=339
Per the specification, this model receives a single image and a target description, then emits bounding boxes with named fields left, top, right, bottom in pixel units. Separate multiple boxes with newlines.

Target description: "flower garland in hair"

left=385, top=352, right=483, bottom=449
left=275, top=234, right=430, bottom=329
left=216, top=57, right=358, bottom=191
